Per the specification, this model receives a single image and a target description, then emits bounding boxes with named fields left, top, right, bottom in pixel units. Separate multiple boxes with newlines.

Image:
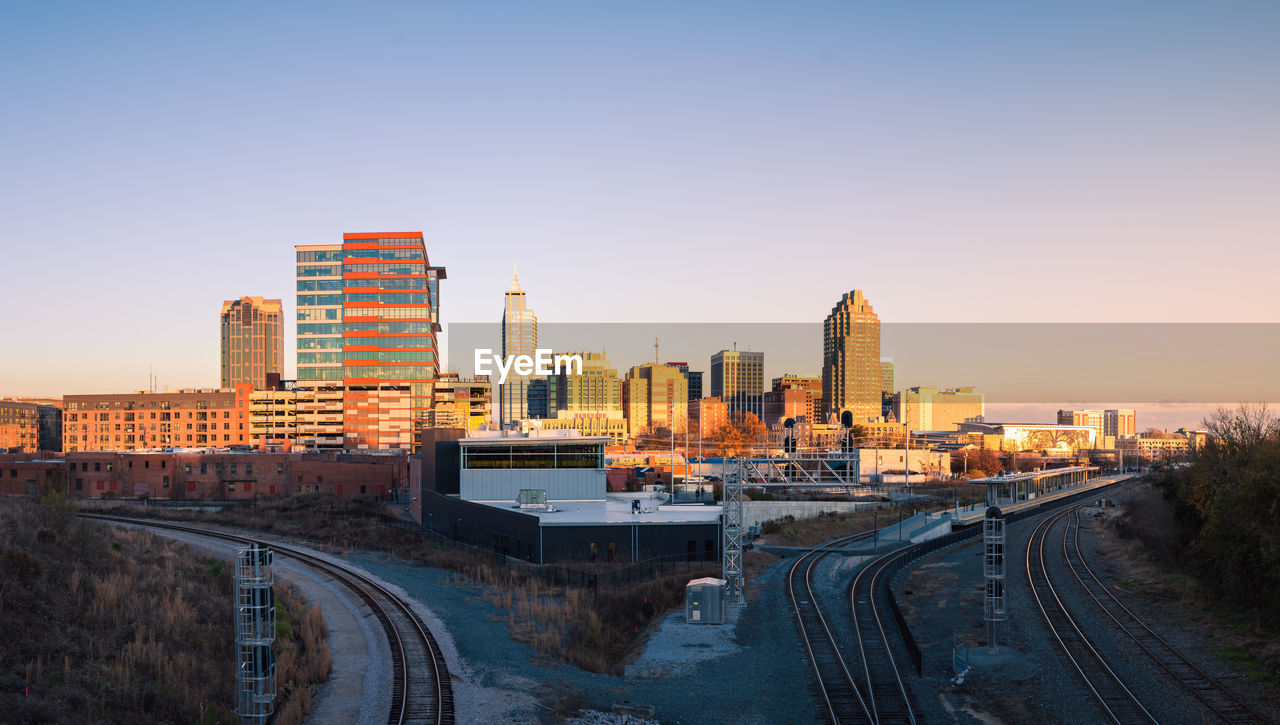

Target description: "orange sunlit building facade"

left=295, top=232, right=445, bottom=451
left=62, top=385, right=254, bottom=452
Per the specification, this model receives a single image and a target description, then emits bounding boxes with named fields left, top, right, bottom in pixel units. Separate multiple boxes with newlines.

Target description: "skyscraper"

left=710, top=349, right=764, bottom=419
left=295, top=233, right=445, bottom=450
left=822, top=290, right=881, bottom=423
left=220, top=296, right=283, bottom=389
left=623, top=363, right=689, bottom=433
left=666, top=362, right=704, bottom=402
left=500, top=270, right=537, bottom=426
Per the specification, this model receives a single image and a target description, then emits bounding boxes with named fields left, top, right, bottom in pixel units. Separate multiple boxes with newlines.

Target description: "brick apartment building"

left=63, top=386, right=255, bottom=452
left=1, top=449, right=406, bottom=501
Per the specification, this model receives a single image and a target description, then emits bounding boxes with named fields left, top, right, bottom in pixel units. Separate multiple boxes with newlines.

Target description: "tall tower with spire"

left=500, top=267, right=537, bottom=426
left=822, top=290, right=881, bottom=423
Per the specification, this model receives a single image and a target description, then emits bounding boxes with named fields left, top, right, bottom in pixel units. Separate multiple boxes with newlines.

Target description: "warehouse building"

left=416, top=428, right=721, bottom=564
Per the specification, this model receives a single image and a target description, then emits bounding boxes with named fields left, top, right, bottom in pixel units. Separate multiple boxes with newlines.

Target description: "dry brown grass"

left=272, top=582, right=333, bottom=725
left=443, top=556, right=714, bottom=673
left=0, top=494, right=236, bottom=723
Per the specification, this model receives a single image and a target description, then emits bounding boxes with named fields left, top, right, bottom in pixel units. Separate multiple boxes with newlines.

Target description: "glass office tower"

left=295, top=233, right=445, bottom=450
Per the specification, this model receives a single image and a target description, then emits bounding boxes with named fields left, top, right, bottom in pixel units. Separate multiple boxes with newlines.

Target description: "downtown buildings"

left=220, top=296, right=283, bottom=389
left=822, top=290, right=881, bottom=423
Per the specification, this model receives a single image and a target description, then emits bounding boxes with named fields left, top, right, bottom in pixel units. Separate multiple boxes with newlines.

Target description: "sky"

left=2, top=1, right=1278, bottom=429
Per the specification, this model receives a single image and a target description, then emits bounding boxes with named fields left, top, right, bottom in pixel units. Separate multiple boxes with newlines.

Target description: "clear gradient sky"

left=3, top=2, right=1278, bottom=411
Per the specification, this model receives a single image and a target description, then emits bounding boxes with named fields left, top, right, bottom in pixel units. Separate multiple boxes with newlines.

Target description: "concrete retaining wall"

left=742, top=500, right=888, bottom=529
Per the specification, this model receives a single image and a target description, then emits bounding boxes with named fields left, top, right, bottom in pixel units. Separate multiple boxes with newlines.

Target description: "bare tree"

left=1202, top=403, right=1279, bottom=451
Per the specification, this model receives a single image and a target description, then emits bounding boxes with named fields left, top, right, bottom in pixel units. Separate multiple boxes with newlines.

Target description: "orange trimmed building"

left=295, top=232, right=445, bottom=451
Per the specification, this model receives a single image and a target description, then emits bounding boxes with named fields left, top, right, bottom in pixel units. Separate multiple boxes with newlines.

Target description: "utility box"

left=685, top=577, right=727, bottom=625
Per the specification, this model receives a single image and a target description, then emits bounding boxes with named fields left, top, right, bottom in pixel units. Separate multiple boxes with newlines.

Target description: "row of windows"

left=344, top=292, right=431, bottom=304
left=298, top=323, right=344, bottom=335
left=296, top=263, right=342, bottom=277
left=343, top=263, right=425, bottom=275
left=342, top=335, right=436, bottom=348
left=344, top=350, right=435, bottom=363
left=343, top=321, right=433, bottom=334
left=66, top=410, right=237, bottom=421
left=297, top=294, right=343, bottom=307
left=343, top=366, right=436, bottom=379
left=346, top=278, right=427, bottom=291
left=297, top=352, right=343, bottom=364
left=297, top=278, right=343, bottom=292
left=296, top=250, right=342, bottom=263
left=462, top=444, right=603, bottom=469
left=342, top=248, right=421, bottom=261
left=344, top=306, right=432, bottom=319
left=298, top=337, right=343, bottom=350
left=298, top=308, right=342, bottom=321
left=346, top=237, right=420, bottom=245
left=299, top=368, right=344, bottom=381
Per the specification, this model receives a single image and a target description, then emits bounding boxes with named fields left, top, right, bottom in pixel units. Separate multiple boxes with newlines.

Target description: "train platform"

left=950, top=474, right=1134, bottom=526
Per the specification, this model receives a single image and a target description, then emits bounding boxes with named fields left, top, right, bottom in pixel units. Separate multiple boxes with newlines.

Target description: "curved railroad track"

left=788, top=531, right=876, bottom=723
left=1027, top=505, right=1157, bottom=724
left=81, top=513, right=454, bottom=725
left=1063, top=508, right=1266, bottom=724
left=848, top=543, right=919, bottom=725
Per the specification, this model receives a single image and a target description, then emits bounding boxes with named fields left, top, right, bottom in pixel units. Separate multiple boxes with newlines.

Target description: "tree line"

left=1151, top=403, right=1280, bottom=621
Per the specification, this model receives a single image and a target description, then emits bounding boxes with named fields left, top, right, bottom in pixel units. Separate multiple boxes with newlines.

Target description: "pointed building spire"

left=510, top=263, right=521, bottom=291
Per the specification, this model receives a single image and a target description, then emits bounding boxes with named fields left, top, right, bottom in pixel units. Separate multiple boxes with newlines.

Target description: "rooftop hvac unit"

left=685, top=577, right=727, bottom=625
left=516, top=488, right=554, bottom=511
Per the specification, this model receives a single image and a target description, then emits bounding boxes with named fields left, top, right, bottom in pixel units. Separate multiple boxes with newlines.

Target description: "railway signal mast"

left=983, top=507, right=1006, bottom=653
left=234, top=542, right=277, bottom=724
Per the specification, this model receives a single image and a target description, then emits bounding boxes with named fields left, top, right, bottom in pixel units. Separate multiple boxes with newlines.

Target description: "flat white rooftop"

left=474, top=494, right=722, bottom=527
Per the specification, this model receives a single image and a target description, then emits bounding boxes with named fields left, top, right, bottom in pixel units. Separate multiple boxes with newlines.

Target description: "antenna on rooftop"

left=654, top=337, right=660, bottom=364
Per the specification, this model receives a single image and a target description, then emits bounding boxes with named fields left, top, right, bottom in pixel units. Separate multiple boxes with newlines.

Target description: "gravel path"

left=105, top=523, right=393, bottom=725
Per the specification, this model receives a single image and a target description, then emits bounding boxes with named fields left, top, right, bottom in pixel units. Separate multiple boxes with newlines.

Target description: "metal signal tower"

left=234, top=543, right=277, bottom=724
left=983, top=507, right=1006, bottom=653
left=722, top=458, right=745, bottom=605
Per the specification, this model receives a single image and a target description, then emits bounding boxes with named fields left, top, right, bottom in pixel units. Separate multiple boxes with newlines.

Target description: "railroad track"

left=848, top=544, right=918, bottom=725
left=81, top=514, right=454, bottom=725
left=1064, top=509, right=1266, bottom=724
left=788, top=531, right=875, bottom=723
left=792, top=479, right=1138, bottom=724
left=1027, top=505, right=1157, bottom=724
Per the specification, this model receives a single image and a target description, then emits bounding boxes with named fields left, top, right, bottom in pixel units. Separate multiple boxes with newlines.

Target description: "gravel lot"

left=347, top=550, right=814, bottom=723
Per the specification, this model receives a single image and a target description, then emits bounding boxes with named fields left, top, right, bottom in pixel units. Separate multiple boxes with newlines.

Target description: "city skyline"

left=5, top=2, right=1279, bottom=400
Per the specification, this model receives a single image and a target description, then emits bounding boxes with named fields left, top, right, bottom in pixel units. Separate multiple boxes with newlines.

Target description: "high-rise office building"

left=623, top=363, right=689, bottom=433
left=880, top=359, right=895, bottom=395
left=822, top=290, right=881, bottom=423
left=295, top=232, right=445, bottom=450
left=500, top=271, right=537, bottom=426
left=710, top=350, right=764, bottom=419
left=220, top=296, right=283, bottom=389
left=898, top=386, right=985, bottom=431
left=666, top=362, right=703, bottom=402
